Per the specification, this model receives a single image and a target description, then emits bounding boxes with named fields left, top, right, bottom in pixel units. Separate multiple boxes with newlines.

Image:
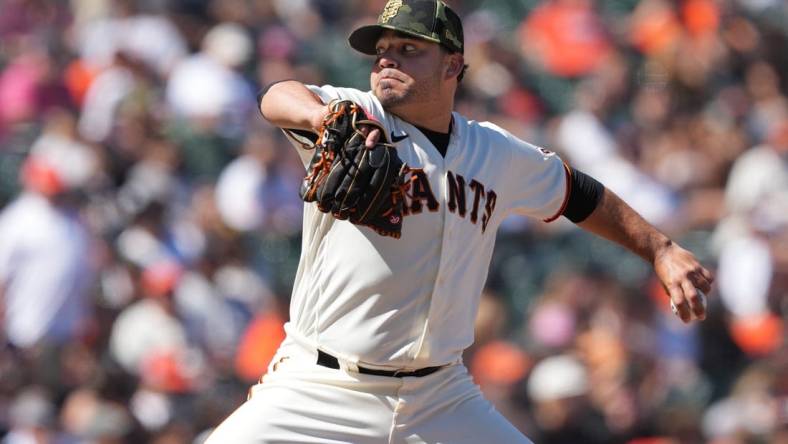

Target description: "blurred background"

left=0, top=0, right=786, bottom=443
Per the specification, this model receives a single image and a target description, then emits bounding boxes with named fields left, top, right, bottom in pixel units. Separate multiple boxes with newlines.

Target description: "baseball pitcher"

left=207, top=1, right=714, bottom=442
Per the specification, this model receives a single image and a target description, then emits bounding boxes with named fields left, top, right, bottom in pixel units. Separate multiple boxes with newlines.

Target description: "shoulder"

left=728, top=144, right=787, bottom=185
left=0, top=194, right=48, bottom=241
left=1, top=194, right=46, bottom=220
left=460, top=116, right=558, bottom=160
left=735, top=144, right=780, bottom=167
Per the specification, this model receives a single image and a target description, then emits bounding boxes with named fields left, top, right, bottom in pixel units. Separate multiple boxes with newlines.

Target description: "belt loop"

left=343, top=360, right=359, bottom=373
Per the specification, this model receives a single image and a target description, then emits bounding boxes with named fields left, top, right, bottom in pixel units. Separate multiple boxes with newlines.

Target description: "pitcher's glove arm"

left=298, top=100, right=411, bottom=239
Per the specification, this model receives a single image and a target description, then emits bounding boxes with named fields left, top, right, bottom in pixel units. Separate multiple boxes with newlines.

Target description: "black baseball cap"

left=349, top=0, right=464, bottom=55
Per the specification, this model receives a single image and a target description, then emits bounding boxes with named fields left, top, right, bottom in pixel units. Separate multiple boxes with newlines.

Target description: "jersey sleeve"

left=500, top=132, right=570, bottom=221
left=304, top=85, right=385, bottom=121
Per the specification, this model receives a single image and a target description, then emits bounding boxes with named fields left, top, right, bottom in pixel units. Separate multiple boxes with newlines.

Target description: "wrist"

left=309, top=104, right=330, bottom=132
left=650, top=236, right=674, bottom=264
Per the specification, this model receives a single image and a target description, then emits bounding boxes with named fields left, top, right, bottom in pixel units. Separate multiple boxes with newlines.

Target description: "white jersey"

left=284, top=85, right=569, bottom=369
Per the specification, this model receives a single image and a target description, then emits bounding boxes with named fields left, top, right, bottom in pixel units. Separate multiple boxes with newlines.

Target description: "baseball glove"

left=299, top=100, right=410, bottom=239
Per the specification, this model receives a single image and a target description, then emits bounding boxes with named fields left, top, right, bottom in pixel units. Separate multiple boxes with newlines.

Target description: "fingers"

left=655, top=244, right=715, bottom=323
left=365, top=128, right=381, bottom=148
left=668, top=278, right=709, bottom=323
left=667, top=283, right=692, bottom=323
left=694, top=265, right=714, bottom=294
left=681, top=279, right=706, bottom=321
left=668, top=273, right=711, bottom=323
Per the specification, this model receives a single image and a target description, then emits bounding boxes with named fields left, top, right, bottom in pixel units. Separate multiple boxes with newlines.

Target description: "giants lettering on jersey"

left=402, top=169, right=497, bottom=233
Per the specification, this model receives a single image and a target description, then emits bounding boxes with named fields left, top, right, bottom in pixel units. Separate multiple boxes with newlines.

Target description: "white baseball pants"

left=206, top=338, right=532, bottom=444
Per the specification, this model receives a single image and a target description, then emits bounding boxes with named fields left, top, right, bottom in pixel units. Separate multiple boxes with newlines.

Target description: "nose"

left=377, top=54, right=399, bottom=70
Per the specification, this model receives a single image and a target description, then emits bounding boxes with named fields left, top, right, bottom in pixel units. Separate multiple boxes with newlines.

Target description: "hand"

left=653, top=242, right=714, bottom=323
left=310, top=104, right=380, bottom=147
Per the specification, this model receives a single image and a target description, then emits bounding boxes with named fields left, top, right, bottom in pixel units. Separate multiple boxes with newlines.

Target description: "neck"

left=390, top=97, right=454, bottom=133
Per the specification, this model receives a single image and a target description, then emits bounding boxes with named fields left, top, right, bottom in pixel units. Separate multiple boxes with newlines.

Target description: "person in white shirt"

left=0, top=115, right=96, bottom=349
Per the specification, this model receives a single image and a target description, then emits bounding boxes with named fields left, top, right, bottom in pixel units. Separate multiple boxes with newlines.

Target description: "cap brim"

left=348, top=24, right=441, bottom=55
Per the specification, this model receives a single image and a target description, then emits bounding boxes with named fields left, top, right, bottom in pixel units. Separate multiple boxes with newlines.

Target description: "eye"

left=375, top=46, right=387, bottom=56
left=402, top=44, right=417, bottom=53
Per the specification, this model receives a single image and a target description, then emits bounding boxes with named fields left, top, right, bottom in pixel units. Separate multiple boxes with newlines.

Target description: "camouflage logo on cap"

left=380, top=0, right=404, bottom=24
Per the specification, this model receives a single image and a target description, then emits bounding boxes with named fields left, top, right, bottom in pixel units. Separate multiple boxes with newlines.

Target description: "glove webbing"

left=299, top=100, right=411, bottom=238
left=303, top=100, right=395, bottom=207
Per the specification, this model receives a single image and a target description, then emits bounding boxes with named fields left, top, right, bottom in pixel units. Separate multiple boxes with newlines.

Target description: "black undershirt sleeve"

left=562, top=167, right=605, bottom=223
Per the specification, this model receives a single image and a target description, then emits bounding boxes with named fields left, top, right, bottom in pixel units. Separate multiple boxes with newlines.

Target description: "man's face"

left=370, top=31, right=445, bottom=110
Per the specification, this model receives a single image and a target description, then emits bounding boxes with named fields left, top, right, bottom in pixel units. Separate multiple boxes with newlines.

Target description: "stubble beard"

left=375, top=75, right=440, bottom=112
left=376, top=84, right=411, bottom=109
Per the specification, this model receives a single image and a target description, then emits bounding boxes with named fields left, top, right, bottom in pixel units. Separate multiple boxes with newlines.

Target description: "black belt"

left=316, top=350, right=443, bottom=378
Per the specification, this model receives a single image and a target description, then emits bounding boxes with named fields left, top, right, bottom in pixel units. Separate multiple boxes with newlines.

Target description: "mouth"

left=379, top=78, right=400, bottom=89
left=378, top=69, right=405, bottom=83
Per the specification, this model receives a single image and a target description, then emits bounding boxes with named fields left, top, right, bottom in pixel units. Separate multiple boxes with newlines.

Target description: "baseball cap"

left=349, top=0, right=464, bottom=55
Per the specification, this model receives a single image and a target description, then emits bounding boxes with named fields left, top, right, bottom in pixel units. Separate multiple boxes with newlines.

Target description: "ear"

left=444, top=54, right=464, bottom=80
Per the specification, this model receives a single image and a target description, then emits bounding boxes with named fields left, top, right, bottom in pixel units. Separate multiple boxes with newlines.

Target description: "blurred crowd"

left=0, top=0, right=786, bottom=443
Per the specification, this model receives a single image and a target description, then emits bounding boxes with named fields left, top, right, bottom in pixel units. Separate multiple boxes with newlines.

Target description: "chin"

left=375, top=88, right=410, bottom=109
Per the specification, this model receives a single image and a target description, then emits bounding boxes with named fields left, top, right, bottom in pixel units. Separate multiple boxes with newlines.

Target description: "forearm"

left=575, top=185, right=713, bottom=322
left=576, top=187, right=672, bottom=264
left=260, top=80, right=328, bottom=132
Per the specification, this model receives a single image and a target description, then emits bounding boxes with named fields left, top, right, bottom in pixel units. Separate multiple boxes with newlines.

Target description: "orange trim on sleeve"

left=543, top=162, right=572, bottom=223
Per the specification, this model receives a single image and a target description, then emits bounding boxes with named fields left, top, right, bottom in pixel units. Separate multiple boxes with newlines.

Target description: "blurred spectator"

left=701, top=360, right=786, bottom=441
left=0, top=42, right=72, bottom=139
left=234, top=308, right=286, bottom=382
left=556, top=79, right=678, bottom=227
left=714, top=113, right=787, bottom=357
left=78, top=51, right=152, bottom=144
left=108, top=260, right=191, bottom=376
left=60, top=387, right=135, bottom=443
left=519, top=0, right=612, bottom=78
left=526, top=354, right=611, bottom=443
left=629, top=0, right=683, bottom=56
left=166, top=22, right=255, bottom=140
left=0, top=111, right=97, bottom=349
left=3, top=387, right=57, bottom=444
left=75, top=0, right=188, bottom=77
left=215, top=128, right=303, bottom=235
